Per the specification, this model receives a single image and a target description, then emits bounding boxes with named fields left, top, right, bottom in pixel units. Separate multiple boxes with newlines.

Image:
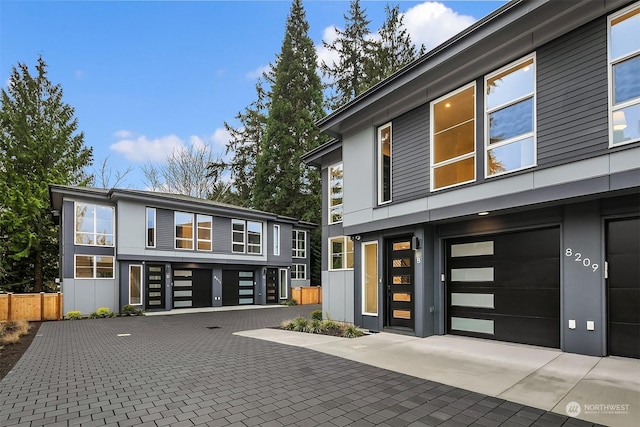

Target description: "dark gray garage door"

left=607, top=218, right=640, bottom=359
left=446, top=227, right=560, bottom=348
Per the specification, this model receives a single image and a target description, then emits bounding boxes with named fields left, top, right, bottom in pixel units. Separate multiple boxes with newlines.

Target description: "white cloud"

left=403, top=2, right=476, bottom=52
left=110, top=134, right=185, bottom=162
left=189, top=135, right=207, bottom=151
left=5, top=77, right=12, bottom=88
left=316, top=26, right=340, bottom=68
left=246, top=64, right=271, bottom=80
left=210, top=127, right=230, bottom=148
left=113, top=129, right=134, bottom=139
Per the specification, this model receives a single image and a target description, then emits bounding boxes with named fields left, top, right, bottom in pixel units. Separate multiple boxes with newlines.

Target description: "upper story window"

left=377, top=123, right=392, bottom=204
left=485, top=54, right=536, bottom=177
left=609, top=3, right=640, bottom=146
left=175, top=212, right=194, bottom=250
left=292, top=264, right=306, bottom=280
left=292, top=230, right=306, bottom=258
left=431, top=83, right=476, bottom=191
left=329, top=163, right=344, bottom=223
left=232, top=219, right=263, bottom=254
left=197, top=214, right=212, bottom=251
left=329, top=236, right=354, bottom=270
left=75, top=202, right=114, bottom=247
left=146, top=208, right=156, bottom=248
left=273, top=224, right=281, bottom=256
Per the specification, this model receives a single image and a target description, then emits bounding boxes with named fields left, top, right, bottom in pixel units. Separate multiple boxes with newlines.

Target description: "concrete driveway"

left=0, top=306, right=618, bottom=426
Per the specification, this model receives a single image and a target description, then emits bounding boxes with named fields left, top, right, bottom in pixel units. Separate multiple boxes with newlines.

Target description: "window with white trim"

left=292, top=230, right=306, bottom=258
left=75, top=255, right=114, bottom=279
left=609, top=3, right=640, bottom=146
left=279, top=268, right=288, bottom=299
left=146, top=208, right=156, bottom=248
left=75, top=202, right=114, bottom=246
left=362, top=242, right=378, bottom=316
left=485, top=54, right=536, bottom=177
left=175, top=212, right=194, bottom=250
left=329, top=236, right=354, bottom=270
left=292, top=264, right=306, bottom=280
left=232, top=219, right=263, bottom=254
left=197, top=214, right=212, bottom=251
left=329, top=163, right=344, bottom=223
left=378, top=123, right=392, bottom=204
left=430, top=83, right=476, bottom=191
left=129, top=265, right=142, bottom=305
left=273, top=225, right=281, bottom=256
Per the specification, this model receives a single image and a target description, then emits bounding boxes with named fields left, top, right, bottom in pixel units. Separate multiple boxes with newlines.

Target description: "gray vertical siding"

left=537, top=16, right=609, bottom=166
left=156, top=208, right=174, bottom=250
left=212, top=216, right=232, bottom=254
left=392, top=103, right=430, bottom=203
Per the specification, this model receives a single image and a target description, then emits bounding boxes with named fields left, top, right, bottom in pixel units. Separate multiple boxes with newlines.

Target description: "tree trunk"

left=34, top=252, right=43, bottom=293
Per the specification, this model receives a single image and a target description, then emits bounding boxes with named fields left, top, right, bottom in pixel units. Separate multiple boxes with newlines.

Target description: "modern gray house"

left=304, top=0, right=640, bottom=359
left=49, top=185, right=313, bottom=315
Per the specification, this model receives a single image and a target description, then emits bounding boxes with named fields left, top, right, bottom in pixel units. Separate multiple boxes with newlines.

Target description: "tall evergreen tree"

left=0, top=57, right=93, bottom=292
left=253, top=0, right=325, bottom=221
left=252, top=0, right=326, bottom=284
left=369, top=4, right=425, bottom=86
left=209, top=75, right=271, bottom=207
left=321, top=0, right=376, bottom=109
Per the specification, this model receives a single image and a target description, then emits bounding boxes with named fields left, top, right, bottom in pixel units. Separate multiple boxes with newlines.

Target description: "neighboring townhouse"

left=49, top=185, right=313, bottom=315
left=304, top=0, right=640, bottom=359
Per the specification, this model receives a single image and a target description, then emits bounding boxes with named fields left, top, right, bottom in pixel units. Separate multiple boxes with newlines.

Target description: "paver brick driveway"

left=1, top=306, right=599, bottom=427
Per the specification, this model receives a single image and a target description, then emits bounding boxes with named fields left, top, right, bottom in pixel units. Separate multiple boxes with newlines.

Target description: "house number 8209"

left=565, top=248, right=599, bottom=272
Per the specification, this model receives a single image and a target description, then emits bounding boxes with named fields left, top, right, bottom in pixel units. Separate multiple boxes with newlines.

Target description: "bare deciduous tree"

left=93, top=155, right=133, bottom=189
left=142, top=142, right=230, bottom=200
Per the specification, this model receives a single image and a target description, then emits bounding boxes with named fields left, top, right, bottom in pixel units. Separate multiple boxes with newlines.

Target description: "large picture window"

left=431, top=84, right=476, bottom=191
left=609, top=3, right=640, bottom=146
left=129, top=265, right=142, bottom=305
left=329, top=236, right=354, bottom=270
left=362, top=242, right=378, bottom=315
left=292, top=230, right=306, bottom=258
left=146, top=208, right=156, bottom=248
left=75, top=255, right=114, bottom=279
left=485, top=55, right=536, bottom=177
left=75, top=202, right=114, bottom=246
left=175, top=212, right=194, bottom=250
left=232, top=219, right=263, bottom=254
left=197, top=214, right=212, bottom=251
left=378, top=123, right=392, bottom=204
left=329, top=163, right=344, bottom=224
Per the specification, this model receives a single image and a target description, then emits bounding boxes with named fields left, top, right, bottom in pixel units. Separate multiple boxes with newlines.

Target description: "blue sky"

left=1, top=0, right=506, bottom=189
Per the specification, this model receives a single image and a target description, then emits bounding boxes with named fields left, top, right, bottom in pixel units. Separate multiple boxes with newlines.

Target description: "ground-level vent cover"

left=206, top=326, right=220, bottom=329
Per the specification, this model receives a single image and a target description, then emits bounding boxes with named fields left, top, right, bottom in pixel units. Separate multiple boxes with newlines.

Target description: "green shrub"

left=310, top=309, right=323, bottom=321
left=308, top=319, right=323, bottom=334
left=121, top=305, right=143, bottom=316
left=65, top=311, right=82, bottom=320
left=342, top=324, right=364, bottom=338
left=292, top=316, right=308, bottom=332
left=281, top=319, right=295, bottom=330
left=321, top=319, right=341, bottom=331
left=286, top=299, right=298, bottom=306
left=90, top=307, right=115, bottom=319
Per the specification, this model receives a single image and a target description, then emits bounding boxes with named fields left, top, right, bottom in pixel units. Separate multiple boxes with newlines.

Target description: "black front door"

left=145, top=264, right=165, bottom=310
left=446, top=227, right=560, bottom=348
left=607, top=218, right=640, bottom=359
left=266, top=268, right=278, bottom=304
left=386, top=237, right=414, bottom=329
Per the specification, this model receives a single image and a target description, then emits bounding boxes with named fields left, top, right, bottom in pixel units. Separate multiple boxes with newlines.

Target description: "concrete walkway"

left=236, top=328, right=640, bottom=427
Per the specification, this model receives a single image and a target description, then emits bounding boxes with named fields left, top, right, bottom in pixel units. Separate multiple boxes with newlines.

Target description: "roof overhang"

left=317, top=0, right=631, bottom=138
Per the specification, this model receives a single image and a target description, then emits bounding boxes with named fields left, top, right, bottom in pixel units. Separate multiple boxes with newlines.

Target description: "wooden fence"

left=0, top=293, right=63, bottom=321
left=291, top=286, right=322, bottom=305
